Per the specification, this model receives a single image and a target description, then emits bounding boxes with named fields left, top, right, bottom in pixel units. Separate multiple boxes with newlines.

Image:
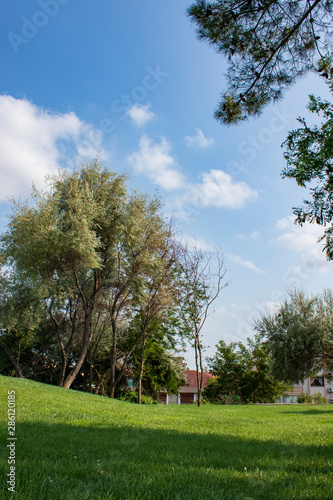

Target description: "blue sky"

left=2, top=0, right=333, bottom=368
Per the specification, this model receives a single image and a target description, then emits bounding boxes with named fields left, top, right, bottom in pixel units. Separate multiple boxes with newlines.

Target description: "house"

left=159, top=369, right=213, bottom=404
left=278, top=374, right=333, bottom=403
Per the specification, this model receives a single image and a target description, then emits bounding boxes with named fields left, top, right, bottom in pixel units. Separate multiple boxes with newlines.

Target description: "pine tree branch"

left=241, top=0, right=322, bottom=101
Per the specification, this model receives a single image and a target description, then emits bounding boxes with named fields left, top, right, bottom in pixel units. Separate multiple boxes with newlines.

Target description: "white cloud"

left=0, top=95, right=105, bottom=201
left=227, top=299, right=281, bottom=341
left=274, top=216, right=324, bottom=253
left=127, top=103, right=155, bottom=127
left=272, top=215, right=332, bottom=275
left=176, top=236, right=264, bottom=276
left=227, top=254, right=266, bottom=275
left=250, top=230, right=260, bottom=239
left=128, top=138, right=256, bottom=210
left=127, top=135, right=185, bottom=190
left=236, top=230, right=260, bottom=241
left=231, top=303, right=254, bottom=318
left=175, top=234, right=214, bottom=252
left=183, top=169, right=258, bottom=209
left=185, top=129, right=215, bottom=148
left=275, top=216, right=324, bottom=252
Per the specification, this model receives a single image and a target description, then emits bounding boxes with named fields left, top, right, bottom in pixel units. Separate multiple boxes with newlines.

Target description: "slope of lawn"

left=0, top=376, right=333, bottom=500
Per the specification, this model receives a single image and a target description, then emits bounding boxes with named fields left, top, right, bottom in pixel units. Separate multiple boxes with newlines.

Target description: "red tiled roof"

left=179, top=370, right=213, bottom=390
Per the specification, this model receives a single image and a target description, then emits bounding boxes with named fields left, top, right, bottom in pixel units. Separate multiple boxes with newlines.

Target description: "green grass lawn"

left=1, top=376, right=333, bottom=500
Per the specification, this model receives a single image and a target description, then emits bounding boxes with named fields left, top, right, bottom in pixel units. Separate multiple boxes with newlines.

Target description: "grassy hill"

left=1, top=376, right=333, bottom=499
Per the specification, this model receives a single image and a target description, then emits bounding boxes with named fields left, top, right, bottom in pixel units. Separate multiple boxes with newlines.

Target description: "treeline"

left=0, top=162, right=226, bottom=402
left=2, top=163, right=329, bottom=405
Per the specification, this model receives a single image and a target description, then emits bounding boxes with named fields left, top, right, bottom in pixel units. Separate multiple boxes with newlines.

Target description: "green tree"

left=204, top=337, right=289, bottom=403
left=282, top=73, right=333, bottom=259
left=188, top=0, right=333, bottom=124
left=106, top=196, right=176, bottom=398
left=254, top=289, right=333, bottom=382
left=1, top=162, right=128, bottom=389
left=1, top=162, right=176, bottom=395
left=115, top=290, right=183, bottom=404
left=131, top=337, right=186, bottom=400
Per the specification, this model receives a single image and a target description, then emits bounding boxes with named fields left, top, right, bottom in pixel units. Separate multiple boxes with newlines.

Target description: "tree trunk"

left=50, top=309, right=67, bottom=387
left=0, top=339, right=24, bottom=378
left=138, top=336, right=147, bottom=404
left=111, top=327, right=149, bottom=397
left=93, top=367, right=104, bottom=395
left=63, top=310, right=93, bottom=389
left=86, top=359, right=103, bottom=395
left=58, top=357, right=67, bottom=387
left=63, top=336, right=92, bottom=389
left=194, top=336, right=201, bottom=407
left=198, top=331, right=204, bottom=407
left=109, top=321, right=117, bottom=398
left=89, top=346, right=93, bottom=393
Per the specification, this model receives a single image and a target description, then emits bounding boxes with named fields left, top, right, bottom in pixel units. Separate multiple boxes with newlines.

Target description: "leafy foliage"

left=282, top=74, right=333, bottom=259
left=255, top=289, right=333, bottom=382
left=297, top=391, right=327, bottom=403
left=204, top=337, right=289, bottom=403
left=188, top=0, right=333, bottom=123
left=130, top=336, right=186, bottom=398
left=119, top=390, right=157, bottom=404
left=0, top=162, right=184, bottom=396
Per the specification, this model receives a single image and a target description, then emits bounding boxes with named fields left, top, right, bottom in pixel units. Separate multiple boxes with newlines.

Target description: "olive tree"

left=254, top=289, right=333, bottom=382
left=1, top=162, right=175, bottom=393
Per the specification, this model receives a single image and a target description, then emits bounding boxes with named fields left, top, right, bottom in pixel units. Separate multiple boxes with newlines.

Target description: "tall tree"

left=133, top=251, right=177, bottom=405
left=178, top=243, right=227, bottom=407
left=188, top=0, right=333, bottom=124
left=0, top=162, right=184, bottom=395
left=282, top=73, right=333, bottom=259
left=254, top=288, right=333, bottom=382
left=1, top=162, right=128, bottom=389
left=106, top=197, right=175, bottom=398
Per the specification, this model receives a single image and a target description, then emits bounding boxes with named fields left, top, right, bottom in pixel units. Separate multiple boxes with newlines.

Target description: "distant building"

left=278, top=374, right=333, bottom=403
left=159, top=369, right=213, bottom=404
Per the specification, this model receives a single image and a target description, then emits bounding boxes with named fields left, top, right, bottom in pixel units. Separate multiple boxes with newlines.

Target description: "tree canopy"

left=282, top=73, right=333, bottom=259
left=254, top=289, right=333, bottom=382
left=188, top=0, right=333, bottom=124
left=204, top=337, right=289, bottom=403
left=0, top=162, right=186, bottom=398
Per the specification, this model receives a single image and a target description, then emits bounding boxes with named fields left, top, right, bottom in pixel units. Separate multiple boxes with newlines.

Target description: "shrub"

left=119, top=391, right=157, bottom=404
left=208, top=394, right=227, bottom=405
left=297, top=394, right=313, bottom=404
left=225, top=394, right=242, bottom=405
left=200, top=398, right=210, bottom=405
left=312, top=392, right=327, bottom=404
left=297, top=392, right=327, bottom=404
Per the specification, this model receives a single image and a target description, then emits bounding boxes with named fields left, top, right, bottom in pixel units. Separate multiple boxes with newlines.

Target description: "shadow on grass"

left=283, top=409, right=333, bottom=415
left=1, top=421, right=332, bottom=500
